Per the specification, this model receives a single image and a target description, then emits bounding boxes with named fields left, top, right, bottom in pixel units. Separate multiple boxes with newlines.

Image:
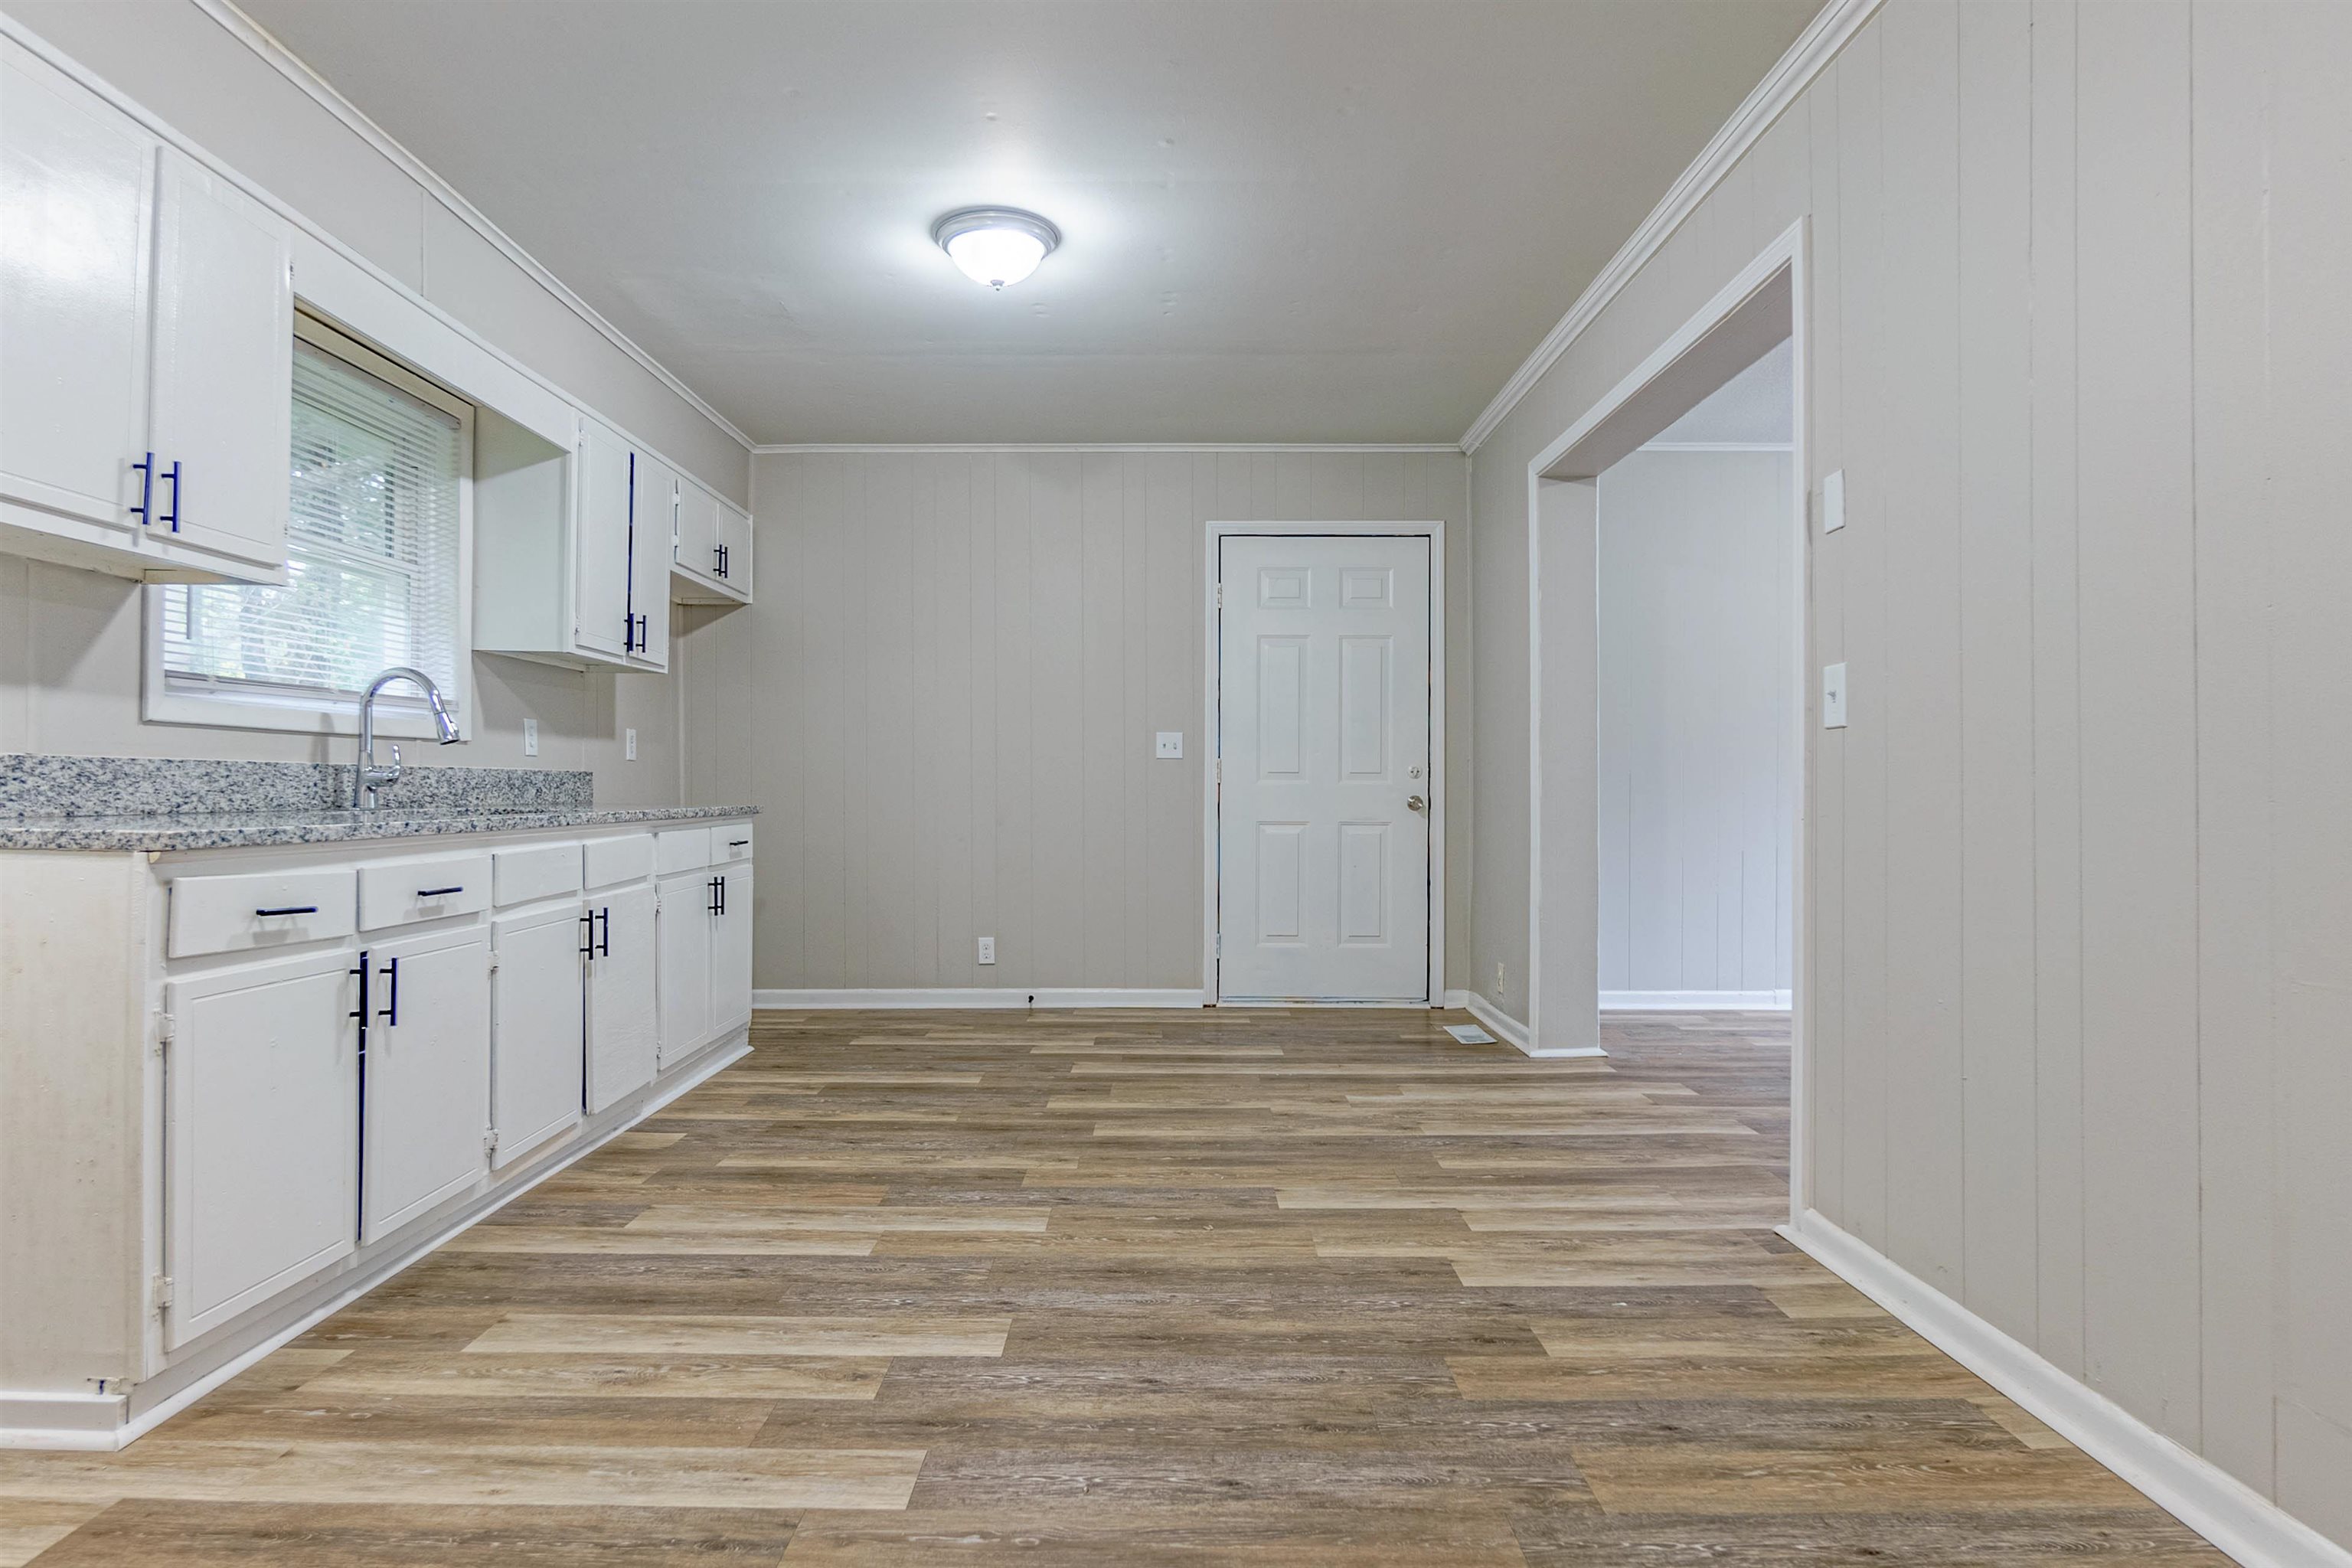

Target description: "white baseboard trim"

left=1454, top=990, right=1609, bottom=1060
left=756, top=988, right=1206, bottom=1011
left=1600, top=988, right=1792, bottom=1011
left=1782, top=1209, right=2352, bottom=1568
left=0, top=1034, right=751, bottom=1452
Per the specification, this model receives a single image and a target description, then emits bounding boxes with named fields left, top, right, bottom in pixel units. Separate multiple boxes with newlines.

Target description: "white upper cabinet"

left=573, top=415, right=634, bottom=661
left=671, top=475, right=751, bottom=606
left=477, top=411, right=675, bottom=674
left=0, top=43, right=152, bottom=539
left=629, top=449, right=675, bottom=668
left=0, top=41, right=291, bottom=584
left=146, top=149, right=292, bottom=572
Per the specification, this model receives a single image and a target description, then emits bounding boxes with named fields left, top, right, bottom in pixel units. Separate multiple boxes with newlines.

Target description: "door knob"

left=1407, top=794, right=1426, bottom=812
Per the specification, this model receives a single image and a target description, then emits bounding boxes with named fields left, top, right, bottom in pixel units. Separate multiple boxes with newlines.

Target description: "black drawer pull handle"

left=377, top=955, right=400, bottom=1027
left=416, top=885, right=465, bottom=897
left=256, top=905, right=318, bottom=916
left=728, top=839, right=750, bottom=848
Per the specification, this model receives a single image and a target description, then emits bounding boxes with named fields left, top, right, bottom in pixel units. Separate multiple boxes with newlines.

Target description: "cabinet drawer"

left=655, top=827, right=711, bottom=875
left=168, top=867, right=357, bottom=959
left=492, top=841, right=583, bottom=906
left=712, top=823, right=754, bottom=864
left=358, top=852, right=492, bottom=931
left=583, top=832, right=654, bottom=890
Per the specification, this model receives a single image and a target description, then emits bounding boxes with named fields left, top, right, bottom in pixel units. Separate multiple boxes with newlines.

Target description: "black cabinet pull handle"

left=416, top=885, right=464, bottom=897
left=131, top=452, right=154, bottom=525
left=349, top=959, right=369, bottom=1027
left=255, top=905, right=318, bottom=916
left=728, top=839, right=750, bottom=848
left=599, top=906, right=612, bottom=956
left=377, top=956, right=399, bottom=1027
left=160, top=459, right=181, bottom=531
left=707, top=876, right=721, bottom=916
left=580, top=910, right=597, bottom=957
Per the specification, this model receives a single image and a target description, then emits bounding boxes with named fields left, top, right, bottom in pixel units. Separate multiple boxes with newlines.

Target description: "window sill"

left=142, top=685, right=466, bottom=743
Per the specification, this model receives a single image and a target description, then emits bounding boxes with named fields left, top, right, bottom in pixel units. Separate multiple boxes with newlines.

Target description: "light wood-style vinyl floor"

left=1, top=1008, right=2223, bottom=1565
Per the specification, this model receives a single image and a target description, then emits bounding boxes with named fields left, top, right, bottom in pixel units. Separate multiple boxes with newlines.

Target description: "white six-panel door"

left=1217, top=534, right=1432, bottom=1001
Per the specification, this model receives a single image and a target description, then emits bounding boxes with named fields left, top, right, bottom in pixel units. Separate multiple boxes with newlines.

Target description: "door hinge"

left=153, top=1011, right=175, bottom=1054
left=483, top=1129, right=499, bottom=1156
left=149, top=1274, right=174, bottom=1314
left=1215, top=583, right=1223, bottom=609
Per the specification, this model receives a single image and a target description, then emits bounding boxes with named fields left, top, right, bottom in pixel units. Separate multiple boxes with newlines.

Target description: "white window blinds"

left=162, top=326, right=466, bottom=720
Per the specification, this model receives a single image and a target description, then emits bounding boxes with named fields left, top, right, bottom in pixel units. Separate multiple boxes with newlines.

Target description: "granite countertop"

left=0, top=753, right=752, bottom=852
left=0, top=803, right=760, bottom=853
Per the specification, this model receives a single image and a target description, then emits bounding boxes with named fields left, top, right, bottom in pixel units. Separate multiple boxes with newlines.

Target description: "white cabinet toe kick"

left=0, top=818, right=756, bottom=1449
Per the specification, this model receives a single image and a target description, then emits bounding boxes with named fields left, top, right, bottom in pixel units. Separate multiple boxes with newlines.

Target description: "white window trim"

left=142, top=312, right=477, bottom=741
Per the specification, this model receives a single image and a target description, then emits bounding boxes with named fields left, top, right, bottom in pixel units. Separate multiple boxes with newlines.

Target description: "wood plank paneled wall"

left=1596, top=449, right=1795, bottom=998
left=684, top=449, right=1468, bottom=995
left=1466, top=0, right=2352, bottom=1547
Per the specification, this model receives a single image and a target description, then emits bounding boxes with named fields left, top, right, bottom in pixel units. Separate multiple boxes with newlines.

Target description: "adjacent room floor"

left=0, top=1009, right=2221, bottom=1566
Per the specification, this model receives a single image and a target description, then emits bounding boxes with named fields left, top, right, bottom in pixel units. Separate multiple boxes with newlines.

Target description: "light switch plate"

left=1822, top=662, right=1848, bottom=728
left=976, top=936, right=996, bottom=965
left=625, top=727, right=637, bottom=760
left=524, top=717, right=539, bottom=756
left=1821, top=469, right=1846, bottom=533
left=1155, top=731, right=1184, bottom=759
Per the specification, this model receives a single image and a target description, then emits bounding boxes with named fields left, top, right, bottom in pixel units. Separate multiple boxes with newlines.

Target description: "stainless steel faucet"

left=352, top=666, right=462, bottom=808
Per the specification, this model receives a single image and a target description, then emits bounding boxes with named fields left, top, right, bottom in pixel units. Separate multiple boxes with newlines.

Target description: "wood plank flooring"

left=0, top=1009, right=2223, bottom=1565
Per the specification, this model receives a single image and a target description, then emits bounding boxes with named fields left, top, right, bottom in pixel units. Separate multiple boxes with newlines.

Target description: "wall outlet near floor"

left=1155, top=731, right=1184, bottom=759
left=1822, top=662, right=1849, bottom=728
left=523, top=717, right=538, bottom=756
left=977, top=936, right=996, bottom=965
left=626, top=727, right=637, bottom=760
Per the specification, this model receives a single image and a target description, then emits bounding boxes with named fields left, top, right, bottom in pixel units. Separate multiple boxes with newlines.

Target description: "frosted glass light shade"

left=933, top=207, right=1060, bottom=290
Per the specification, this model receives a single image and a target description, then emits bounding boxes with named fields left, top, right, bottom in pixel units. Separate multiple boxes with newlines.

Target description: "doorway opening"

left=1524, top=220, right=1808, bottom=1207
left=1204, top=521, right=1446, bottom=1006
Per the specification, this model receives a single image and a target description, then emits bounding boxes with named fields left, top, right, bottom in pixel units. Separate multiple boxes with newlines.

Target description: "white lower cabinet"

left=711, top=864, right=755, bottom=1039
left=586, top=882, right=658, bottom=1113
left=489, top=900, right=586, bottom=1168
left=657, top=854, right=755, bottom=1067
left=359, top=924, right=491, bottom=1244
left=655, top=869, right=713, bottom=1067
left=164, top=948, right=360, bottom=1349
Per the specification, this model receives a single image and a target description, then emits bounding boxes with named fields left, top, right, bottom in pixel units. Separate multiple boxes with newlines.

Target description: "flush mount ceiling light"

left=933, top=206, right=1060, bottom=290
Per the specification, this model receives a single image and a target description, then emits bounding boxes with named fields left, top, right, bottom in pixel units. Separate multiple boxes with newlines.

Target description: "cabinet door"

left=489, top=901, right=585, bottom=1167
left=586, top=883, right=658, bottom=1112
left=361, top=925, right=491, bottom=1243
left=0, top=44, right=155, bottom=534
left=165, top=948, right=358, bottom=1348
left=573, top=418, right=632, bottom=658
left=655, top=870, right=711, bottom=1068
left=715, top=498, right=753, bottom=598
left=674, top=476, right=719, bottom=585
left=628, top=449, right=674, bottom=668
left=148, top=149, right=292, bottom=572
left=710, top=864, right=754, bottom=1038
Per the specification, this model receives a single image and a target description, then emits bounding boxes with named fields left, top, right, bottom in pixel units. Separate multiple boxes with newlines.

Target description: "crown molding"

left=195, top=0, right=755, bottom=453
left=751, top=443, right=1465, bottom=456
left=1458, top=0, right=1882, bottom=455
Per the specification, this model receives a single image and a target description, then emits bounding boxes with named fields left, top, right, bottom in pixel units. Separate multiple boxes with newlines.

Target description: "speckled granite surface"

left=0, top=754, right=750, bottom=851
left=0, top=804, right=757, bottom=853
left=0, top=753, right=595, bottom=815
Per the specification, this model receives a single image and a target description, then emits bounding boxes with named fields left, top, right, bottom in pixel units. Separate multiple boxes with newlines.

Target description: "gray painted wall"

left=684, top=449, right=1469, bottom=993
left=1467, top=0, right=2352, bottom=1543
left=1596, top=448, right=1794, bottom=998
left=0, top=0, right=748, bottom=806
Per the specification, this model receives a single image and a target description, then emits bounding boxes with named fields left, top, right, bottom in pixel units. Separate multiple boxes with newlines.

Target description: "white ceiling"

left=1648, top=336, right=1793, bottom=446
left=240, top=0, right=1819, bottom=446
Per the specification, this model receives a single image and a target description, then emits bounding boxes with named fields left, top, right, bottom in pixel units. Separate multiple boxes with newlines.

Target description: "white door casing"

left=1215, top=532, right=1433, bottom=1002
